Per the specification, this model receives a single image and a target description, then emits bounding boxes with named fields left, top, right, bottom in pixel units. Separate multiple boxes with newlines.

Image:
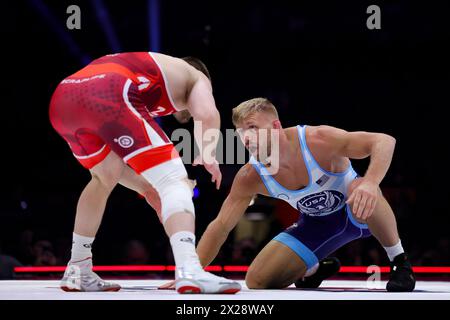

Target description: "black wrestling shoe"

left=386, top=253, right=416, bottom=292
left=295, top=257, right=341, bottom=289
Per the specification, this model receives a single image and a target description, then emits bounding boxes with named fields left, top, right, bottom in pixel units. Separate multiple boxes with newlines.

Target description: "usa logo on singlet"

left=297, top=190, right=345, bottom=216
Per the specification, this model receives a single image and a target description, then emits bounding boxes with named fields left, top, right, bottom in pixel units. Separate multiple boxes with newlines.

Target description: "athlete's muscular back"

left=88, top=51, right=207, bottom=114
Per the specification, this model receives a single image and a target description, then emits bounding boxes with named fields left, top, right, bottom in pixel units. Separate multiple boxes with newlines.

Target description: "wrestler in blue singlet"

left=250, top=125, right=372, bottom=272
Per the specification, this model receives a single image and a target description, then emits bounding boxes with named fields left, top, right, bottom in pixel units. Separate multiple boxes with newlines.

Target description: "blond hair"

left=232, top=98, right=279, bottom=126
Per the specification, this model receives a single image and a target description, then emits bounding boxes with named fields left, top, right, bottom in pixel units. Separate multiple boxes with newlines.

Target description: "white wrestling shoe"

left=175, top=264, right=241, bottom=294
left=60, top=258, right=121, bottom=292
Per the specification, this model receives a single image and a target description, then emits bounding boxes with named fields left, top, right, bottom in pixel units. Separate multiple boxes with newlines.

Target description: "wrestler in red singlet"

left=50, top=52, right=180, bottom=172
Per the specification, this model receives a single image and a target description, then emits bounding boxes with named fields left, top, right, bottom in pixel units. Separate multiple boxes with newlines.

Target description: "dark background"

left=1, top=0, right=449, bottom=274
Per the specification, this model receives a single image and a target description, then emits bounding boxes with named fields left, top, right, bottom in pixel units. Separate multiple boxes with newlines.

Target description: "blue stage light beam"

left=148, top=0, right=161, bottom=52
left=92, top=0, right=122, bottom=52
left=29, top=0, right=91, bottom=65
left=148, top=0, right=163, bottom=125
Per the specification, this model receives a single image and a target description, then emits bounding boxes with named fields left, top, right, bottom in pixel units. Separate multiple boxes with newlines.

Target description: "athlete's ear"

left=272, top=119, right=282, bottom=129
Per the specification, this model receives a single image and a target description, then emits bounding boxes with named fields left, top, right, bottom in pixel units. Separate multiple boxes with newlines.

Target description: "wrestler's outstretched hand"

left=193, top=155, right=222, bottom=189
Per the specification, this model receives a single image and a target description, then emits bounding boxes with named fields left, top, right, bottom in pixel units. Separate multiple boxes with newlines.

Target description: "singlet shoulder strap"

left=297, top=125, right=322, bottom=175
left=249, top=157, right=280, bottom=197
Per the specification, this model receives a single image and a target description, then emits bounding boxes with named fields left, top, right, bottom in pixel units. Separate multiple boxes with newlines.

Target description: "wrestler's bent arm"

left=187, top=75, right=220, bottom=158
left=316, top=125, right=396, bottom=219
left=187, top=74, right=222, bottom=188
